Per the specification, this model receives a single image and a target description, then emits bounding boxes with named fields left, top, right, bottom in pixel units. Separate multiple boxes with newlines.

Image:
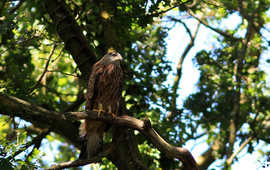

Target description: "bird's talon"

left=107, top=111, right=116, bottom=118
left=93, top=109, right=106, bottom=117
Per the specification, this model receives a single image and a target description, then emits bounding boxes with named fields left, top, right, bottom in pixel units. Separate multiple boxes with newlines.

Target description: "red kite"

left=78, top=52, right=123, bottom=159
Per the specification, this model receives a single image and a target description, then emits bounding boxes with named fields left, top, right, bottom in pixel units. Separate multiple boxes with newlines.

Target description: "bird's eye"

left=112, top=53, right=117, bottom=57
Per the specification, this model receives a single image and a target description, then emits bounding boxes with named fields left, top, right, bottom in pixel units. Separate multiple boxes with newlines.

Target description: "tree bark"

left=42, top=0, right=97, bottom=80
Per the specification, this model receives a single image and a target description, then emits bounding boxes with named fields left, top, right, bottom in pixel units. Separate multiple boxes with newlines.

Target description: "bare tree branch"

left=226, top=136, right=253, bottom=165
left=168, top=18, right=201, bottom=119
left=186, top=6, right=242, bottom=42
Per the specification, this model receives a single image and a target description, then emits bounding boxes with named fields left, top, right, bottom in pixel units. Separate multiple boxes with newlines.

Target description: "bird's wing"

left=116, top=69, right=123, bottom=103
left=85, top=63, right=103, bottom=109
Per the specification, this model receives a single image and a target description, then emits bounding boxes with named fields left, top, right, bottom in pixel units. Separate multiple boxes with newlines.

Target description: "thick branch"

left=75, top=114, right=198, bottom=170
left=0, top=93, right=80, bottom=147
left=41, top=0, right=97, bottom=79
left=0, top=93, right=198, bottom=170
left=197, top=138, right=224, bottom=170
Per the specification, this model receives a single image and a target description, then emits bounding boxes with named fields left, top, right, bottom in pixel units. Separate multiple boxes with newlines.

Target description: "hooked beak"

left=115, top=55, right=123, bottom=61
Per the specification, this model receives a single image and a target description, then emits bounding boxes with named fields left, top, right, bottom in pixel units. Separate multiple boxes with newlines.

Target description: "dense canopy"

left=0, top=0, right=270, bottom=170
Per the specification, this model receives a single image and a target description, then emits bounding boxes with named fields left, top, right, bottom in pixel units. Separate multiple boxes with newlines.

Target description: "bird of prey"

left=78, top=52, right=123, bottom=159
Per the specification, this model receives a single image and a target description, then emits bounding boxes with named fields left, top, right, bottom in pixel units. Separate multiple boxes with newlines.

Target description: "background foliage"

left=0, top=0, right=270, bottom=169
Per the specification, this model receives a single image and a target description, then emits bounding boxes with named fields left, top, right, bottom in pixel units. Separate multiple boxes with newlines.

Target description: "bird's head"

left=103, top=52, right=123, bottom=65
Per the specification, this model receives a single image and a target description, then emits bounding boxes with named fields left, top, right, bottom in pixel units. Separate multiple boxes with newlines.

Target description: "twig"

left=7, top=126, right=54, bottom=160
left=186, top=6, right=242, bottom=42
left=28, top=45, right=56, bottom=94
left=28, top=126, right=54, bottom=157
left=61, top=92, right=85, bottom=112
left=226, top=136, right=253, bottom=165
left=116, top=0, right=193, bottom=19
left=8, top=0, right=26, bottom=14
left=169, top=18, right=200, bottom=119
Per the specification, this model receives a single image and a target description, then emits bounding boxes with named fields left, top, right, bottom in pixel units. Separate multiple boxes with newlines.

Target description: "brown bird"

left=78, top=52, right=123, bottom=159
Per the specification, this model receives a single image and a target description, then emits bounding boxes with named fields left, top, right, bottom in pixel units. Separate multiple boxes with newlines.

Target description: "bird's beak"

left=116, top=55, right=123, bottom=61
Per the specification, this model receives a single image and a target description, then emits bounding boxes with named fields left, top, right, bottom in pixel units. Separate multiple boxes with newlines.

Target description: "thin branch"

left=29, top=45, right=56, bottom=94
left=253, top=21, right=269, bottom=44
left=226, top=136, right=253, bottom=165
left=46, top=129, right=123, bottom=170
left=186, top=6, right=242, bottom=42
left=61, top=92, right=85, bottom=112
left=117, top=0, right=193, bottom=19
left=46, top=70, right=79, bottom=78
left=7, top=126, right=54, bottom=160
left=169, top=18, right=200, bottom=119
left=0, top=1, right=7, bottom=14
left=51, top=47, right=64, bottom=63
left=8, top=0, right=26, bottom=14
left=28, top=126, right=54, bottom=157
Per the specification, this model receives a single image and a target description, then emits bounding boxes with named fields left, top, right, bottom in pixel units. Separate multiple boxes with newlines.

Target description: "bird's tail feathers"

left=78, top=121, right=103, bottom=159
left=79, top=121, right=87, bottom=135
left=86, top=132, right=103, bottom=158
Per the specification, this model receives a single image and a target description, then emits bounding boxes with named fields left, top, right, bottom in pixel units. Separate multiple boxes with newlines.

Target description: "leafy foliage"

left=0, top=0, right=270, bottom=169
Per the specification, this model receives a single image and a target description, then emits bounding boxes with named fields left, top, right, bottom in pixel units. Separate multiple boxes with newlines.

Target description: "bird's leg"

left=93, top=103, right=106, bottom=117
left=107, top=105, right=116, bottom=118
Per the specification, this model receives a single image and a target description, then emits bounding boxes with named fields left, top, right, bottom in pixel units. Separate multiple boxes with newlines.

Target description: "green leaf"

left=31, top=148, right=40, bottom=158
left=0, top=159, right=13, bottom=170
left=19, top=132, right=27, bottom=144
left=232, top=0, right=238, bottom=8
